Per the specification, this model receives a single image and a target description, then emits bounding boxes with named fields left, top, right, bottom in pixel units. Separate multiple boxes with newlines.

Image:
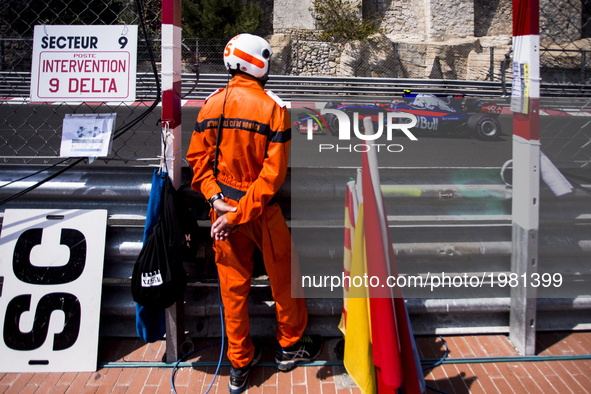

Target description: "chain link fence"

left=535, top=0, right=591, bottom=169
left=2, top=1, right=591, bottom=167
left=0, top=0, right=163, bottom=166
left=182, top=35, right=510, bottom=81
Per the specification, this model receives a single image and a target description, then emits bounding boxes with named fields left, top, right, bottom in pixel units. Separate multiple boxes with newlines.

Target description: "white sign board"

left=0, top=209, right=107, bottom=372
left=510, top=62, right=529, bottom=115
left=30, top=25, right=138, bottom=102
left=60, top=113, right=116, bottom=158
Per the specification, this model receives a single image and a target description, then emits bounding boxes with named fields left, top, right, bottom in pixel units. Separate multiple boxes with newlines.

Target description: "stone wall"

left=474, top=0, right=512, bottom=37
left=290, top=39, right=342, bottom=76
left=383, top=0, right=475, bottom=41
left=275, top=0, right=586, bottom=44
left=338, top=38, right=395, bottom=77
left=267, top=0, right=586, bottom=80
left=268, top=33, right=512, bottom=80
left=383, top=0, right=428, bottom=40
left=540, top=0, right=582, bottom=45
left=428, top=0, right=474, bottom=41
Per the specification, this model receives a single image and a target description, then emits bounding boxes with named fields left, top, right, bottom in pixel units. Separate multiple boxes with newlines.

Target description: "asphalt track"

left=185, top=106, right=515, bottom=169
left=1, top=102, right=589, bottom=169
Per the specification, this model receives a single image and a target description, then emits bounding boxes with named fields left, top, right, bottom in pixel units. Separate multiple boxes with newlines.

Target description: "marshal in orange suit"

left=186, top=34, right=322, bottom=394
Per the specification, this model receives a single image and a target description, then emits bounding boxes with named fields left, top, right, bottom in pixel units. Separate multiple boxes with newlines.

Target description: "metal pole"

left=490, top=47, right=495, bottom=82
left=509, top=0, right=540, bottom=357
left=161, top=0, right=184, bottom=363
left=0, top=38, right=4, bottom=72
left=161, top=0, right=182, bottom=187
left=581, top=51, right=586, bottom=83
left=394, top=42, right=399, bottom=78
left=296, top=38, right=300, bottom=76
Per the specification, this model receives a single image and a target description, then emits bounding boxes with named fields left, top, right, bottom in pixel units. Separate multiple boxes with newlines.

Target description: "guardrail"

left=186, top=74, right=509, bottom=101
left=3, top=72, right=591, bottom=103
left=1, top=164, right=589, bottom=338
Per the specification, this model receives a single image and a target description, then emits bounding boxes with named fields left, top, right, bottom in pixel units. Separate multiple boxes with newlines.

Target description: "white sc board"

left=0, top=209, right=107, bottom=372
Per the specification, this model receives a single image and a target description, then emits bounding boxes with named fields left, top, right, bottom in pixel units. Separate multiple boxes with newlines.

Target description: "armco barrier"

left=0, top=164, right=589, bottom=338
left=4, top=71, right=591, bottom=103
left=2, top=72, right=507, bottom=100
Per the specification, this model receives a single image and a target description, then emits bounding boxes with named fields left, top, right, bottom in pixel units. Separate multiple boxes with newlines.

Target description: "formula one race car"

left=295, top=90, right=503, bottom=140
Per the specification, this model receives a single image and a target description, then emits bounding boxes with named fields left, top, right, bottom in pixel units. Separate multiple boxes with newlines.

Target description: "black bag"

left=175, top=186, right=201, bottom=262
left=132, top=176, right=188, bottom=310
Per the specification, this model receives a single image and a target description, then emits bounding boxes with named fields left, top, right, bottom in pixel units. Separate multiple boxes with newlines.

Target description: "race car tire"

left=326, top=113, right=340, bottom=136
left=468, top=114, right=501, bottom=140
left=324, top=102, right=343, bottom=135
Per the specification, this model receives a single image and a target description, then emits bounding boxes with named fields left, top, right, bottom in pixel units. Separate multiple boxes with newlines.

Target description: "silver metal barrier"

left=4, top=71, right=591, bottom=102
left=1, top=164, right=589, bottom=337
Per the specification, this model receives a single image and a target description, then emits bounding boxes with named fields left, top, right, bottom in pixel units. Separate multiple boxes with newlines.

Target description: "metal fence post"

left=509, top=0, right=540, bottom=356
left=394, top=42, right=399, bottom=78
left=161, top=0, right=184, bottom=363
left=490, top=47, right=494, bottom=81
left=581, top=50, right=586, bottom=83
left=296, top=38, right=300, bottom=76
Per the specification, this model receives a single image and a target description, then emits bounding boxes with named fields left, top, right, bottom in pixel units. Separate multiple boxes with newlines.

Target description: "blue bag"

left=135, top=170, right=167, bottom=342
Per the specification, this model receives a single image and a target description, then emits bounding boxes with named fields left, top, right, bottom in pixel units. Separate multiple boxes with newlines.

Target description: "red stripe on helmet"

left=233, top=47, right=265, bottom=69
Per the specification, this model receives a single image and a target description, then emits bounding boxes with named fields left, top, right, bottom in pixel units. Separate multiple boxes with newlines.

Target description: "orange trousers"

left=212, top=201, right=308, bottom=368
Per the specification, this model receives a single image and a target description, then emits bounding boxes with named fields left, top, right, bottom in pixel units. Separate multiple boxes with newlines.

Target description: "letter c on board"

left=12, top=228, right=87, bottom=285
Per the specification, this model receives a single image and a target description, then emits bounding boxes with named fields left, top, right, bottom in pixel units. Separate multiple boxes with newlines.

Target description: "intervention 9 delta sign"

left=30, top=25, right=138, bottom=102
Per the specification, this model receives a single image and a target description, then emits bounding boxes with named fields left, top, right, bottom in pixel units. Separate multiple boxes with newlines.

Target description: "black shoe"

left=228, top=345, right=262, bottom=394
left=275, top=335, right=323, bottom=372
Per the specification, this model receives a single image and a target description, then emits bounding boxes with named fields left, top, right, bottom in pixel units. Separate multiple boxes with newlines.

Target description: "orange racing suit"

left=186, top=73, right=308, bottom=368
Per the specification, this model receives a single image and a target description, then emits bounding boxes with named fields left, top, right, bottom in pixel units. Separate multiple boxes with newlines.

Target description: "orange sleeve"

left=186, top=110, right=222, bottom=201
left=224, top=105, right=291, bottom=226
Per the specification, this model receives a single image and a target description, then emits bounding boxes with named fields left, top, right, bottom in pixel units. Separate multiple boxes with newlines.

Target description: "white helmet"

left=224, top=33, right=273, bottom=82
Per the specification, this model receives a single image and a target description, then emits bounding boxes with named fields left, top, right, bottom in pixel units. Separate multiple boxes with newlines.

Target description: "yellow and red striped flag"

left=341, top=117, right=425, bottom=394
left=339, top=180, right=358, bottom=335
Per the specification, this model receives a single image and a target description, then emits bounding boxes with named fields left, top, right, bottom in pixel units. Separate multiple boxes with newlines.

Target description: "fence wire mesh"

left=2, top=1, right=591, bottom=168
left=0, top=0, right=163, bottom=166
left=537, top=0, right=591, bottom=168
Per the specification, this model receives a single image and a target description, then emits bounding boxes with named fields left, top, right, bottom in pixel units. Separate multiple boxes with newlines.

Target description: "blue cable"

left=170, top=342, right=221, bottom=393
left=206, top=272, right=226, bottom=394
left=422, top=336, right=449, bottom=372
left=422, top=336, right=451, bottom=394
left=171, top=272, right=225, bottom=394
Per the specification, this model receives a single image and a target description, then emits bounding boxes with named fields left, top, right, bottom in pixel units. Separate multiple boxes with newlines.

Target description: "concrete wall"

left=269, top=34, right=512, bottom=79
left=273, top=0, right=584, bottom=45
left=268, top=0, right=585, bottom=79
left=474, top=0, right=512, bottom=37
left=273, top=0, right=316, bottom=30
left=428, top=0, right=474, bottom=41
left=382, top=0, right=428, bottom=40
left=383, top=0, right=475, bottom=41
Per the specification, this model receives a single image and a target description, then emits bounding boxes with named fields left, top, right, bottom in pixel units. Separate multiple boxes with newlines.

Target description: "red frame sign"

left=30, top=25, right=138, bottom=102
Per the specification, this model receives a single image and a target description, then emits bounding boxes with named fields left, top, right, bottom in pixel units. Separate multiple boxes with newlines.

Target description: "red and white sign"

left=30, top=25, right=138, bottom=102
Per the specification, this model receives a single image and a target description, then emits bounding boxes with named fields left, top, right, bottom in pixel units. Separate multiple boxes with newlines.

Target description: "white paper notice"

left=60, top=113, right=116, bottom=157
left=511, top=62, right=529, bottom=114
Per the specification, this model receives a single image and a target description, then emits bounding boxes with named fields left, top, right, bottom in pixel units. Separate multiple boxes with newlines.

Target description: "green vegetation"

left=309, top=0, right=385, bottom=42
left=0, top=0, right=262, bottom=39
left=182, top=0, right=263, bottom=38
